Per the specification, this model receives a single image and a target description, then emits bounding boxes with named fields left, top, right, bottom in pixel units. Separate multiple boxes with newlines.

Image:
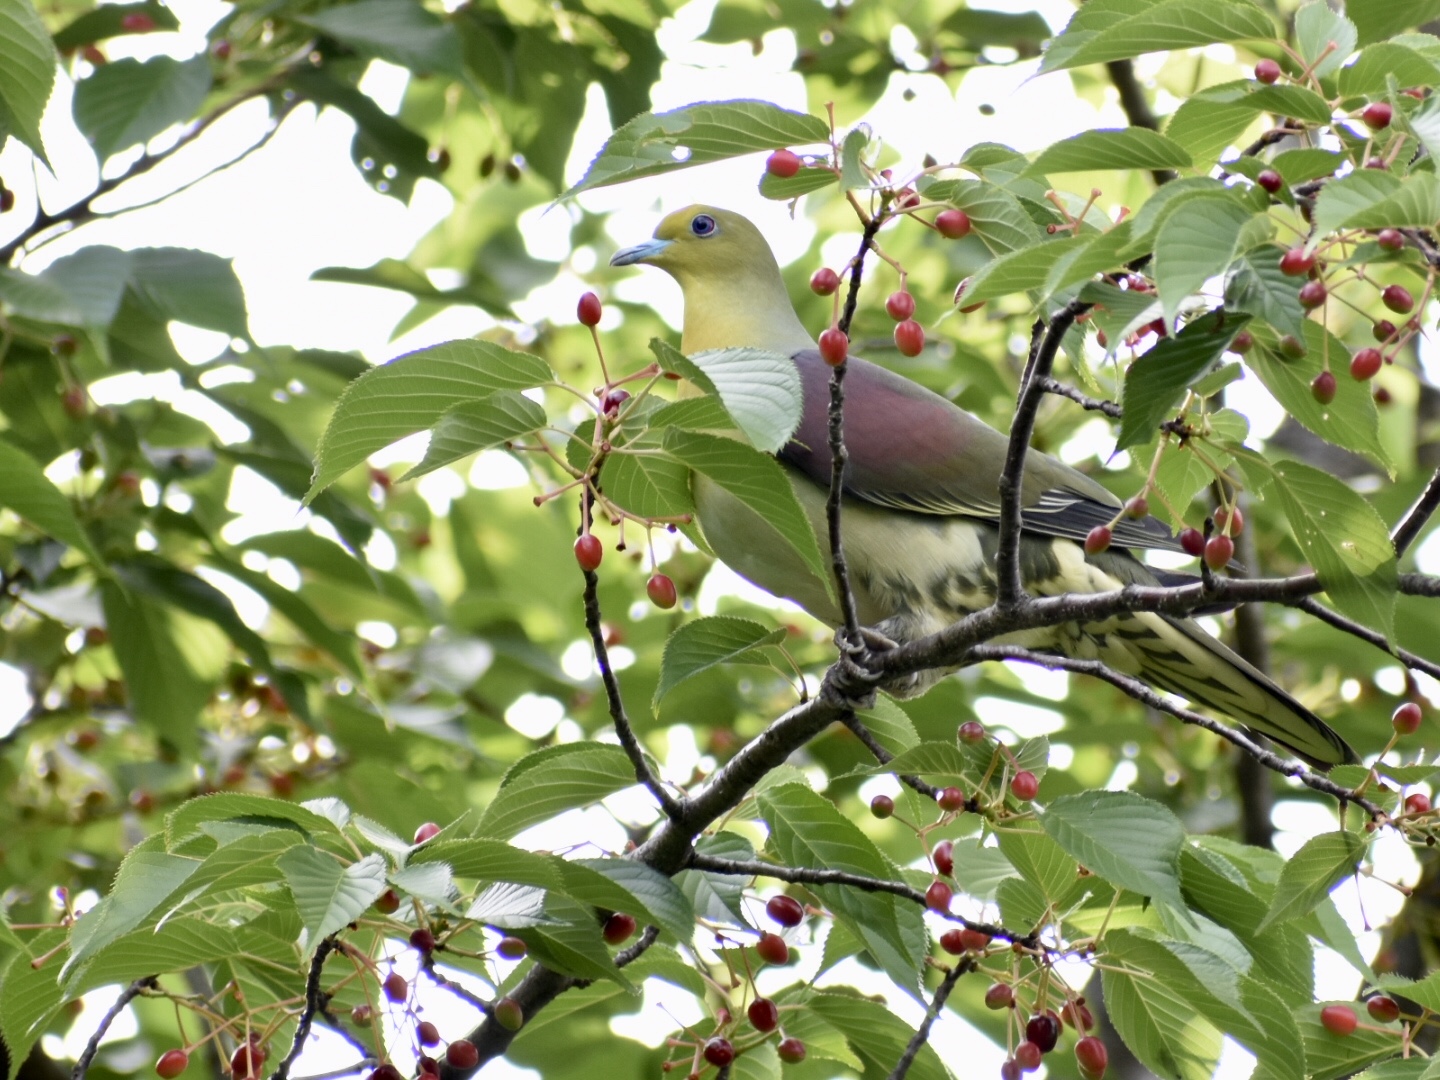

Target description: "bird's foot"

left=826, top=628, right=898, bottom=706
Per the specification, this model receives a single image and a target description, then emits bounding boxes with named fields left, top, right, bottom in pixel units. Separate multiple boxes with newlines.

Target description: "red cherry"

left=885, top=290, right=916, bottom=321
left=446, top=1040, right=480, bottom=1067
left=1298, top=280, right=1327, bottom=309
left=646, top=573, right=677, bottom=609
left=1015, top=1041, right=1043, bottom=1071
left=935, top=209, right=972, bottom=238
left=1394, top=702, right=1424, bottom=734
left=748, top=998, right=779, bottom=1032
left=1351, top=348, right=1384, bottom=380
left=494, top=998, right=524, bottom=1031
left=894, top=319, right=925, bottom=357
left=1076, top=1036, right=1109, bottom=1078
left=1026, top=1013, right=1061, bottom=1052
left=1375, top=319, right=1398, bottom=341
left=1257, top=170, right=1282, bottom=194
left=1255, top=59, right=1281, bottom=84
left=925, top=880, right=953, bottom=913
left=810, top=268, right=840, bottom=296
left=819, top=327, right=849, bottom=366
left=1230, top=330, right=1254, bottom=354
left=374, top=889, right=400, bottom=915
left=1084, top=525, right=1111, bottom=554
left=937, top=786, right=965, bottom=812
left=1376, top=386, right=1394, bottom=405
left=1367, top=156, right=1390, bottom=170
left=155, top=1049, right=190, bottom=1078
left=1213, top=506, right=1244, bottom=536
left=1125, top=496, right=1149, bottom=519
left=939, top=929, right=966, bottom=955
left=414, top=822, right=441, bottom=844
left=1363, top=102, right=1394, bottom=130
left=129, top=789, right=155, bottom=813
left=80, top=44, right=106, bottom=66
left=1204, top=535, right=1235, bottom=570
left=1383, top=284, right=1415, bottom=314
left=603, top=912, right=637, bottom=944
left=1368, top=995, right=1400, bottom=1023
left=896, top=188, right=920, bottom=209
left=1001, top=1062, right=1023, bottom=1080
left=1406, top=792, right=1430, bottom=815
left=212, top=39, right=232, bottom=59
left=778, top=1037, right=807, bottom=1063
left=958, top=721, right=985, bottom=743
left=121, top=12, right=157, bottom=31
left=766, top=150, right=801, bottom=178
left=870, top=793, right=895, bottom=818
left=115, top=471, right=141, bottom=496
left=1062, top=1000, right=1095, bottom=1031
left=1320, top=1004, right=1357, bottom=1036
left=601, top=388, right=630, bottom=416
left=704, top=1037, right=736, bottom=1067
left=574, top=534, right=603, bottom=571
left=985, top=983, right=1015, bottom=1009
left=933, top=839, right=954, bottom=876
left=418, top=1057, right=440, bottom=1077
left=1378, top=229, right=1404, bottom=252
left=410, top=927, right=436, bottom=953
left=417, top=1021, right=441, bottom=1046
left=497, top=935, right=527, bottom=959
left=230, top=1045, right=265, bottom=1080
left=959, top=928, right=991, bottom=951
left=577, top=291, right=602, bottom=327
left=1179, top=528, right=1205, bottom=557
left=766, top=894, right=804, bottom=927
left=1279, top=248, right=1314, bottom=276
left=1279, top=334, right=1307, bottom=359
left=352, top=1004, right=374, bottom=1027
left=370, top=1066, right=403, bottom=1080
left=383, top=972, right=408, bottom=1003
left=1311, top=371, right=1337, bottom=404
left=1010, top=771, right=1039, bottom=801
left=756, top=932, right=790, bottom=964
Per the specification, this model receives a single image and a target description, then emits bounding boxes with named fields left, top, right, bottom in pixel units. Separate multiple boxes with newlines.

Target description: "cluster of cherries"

left=1083, top=495, right=1242, bottom=573
left=572, top=292, right=680, bottom=611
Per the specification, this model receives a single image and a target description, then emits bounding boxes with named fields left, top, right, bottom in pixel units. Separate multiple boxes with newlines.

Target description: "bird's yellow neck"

left=675, top=275, right=816, bottom=356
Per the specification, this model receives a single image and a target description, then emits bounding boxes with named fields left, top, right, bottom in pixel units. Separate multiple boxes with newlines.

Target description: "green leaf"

left=661, top=428, right=830, bottom=589
left=923, top=177, right=1043, bottom=255
left=600, top=442, right=696, bottom=520
left=854, top=695, right=919, bottom=755
left=1296, top=1002, right=1400, bottom=1080
left=0, top=245, right=130, bottom=327
left=308, top=339, right=553, bottom=498
left=410, top=838, right=560, bottom=889
left=1264, top=459, right=1399, bottom=641
left=804, top=992, right=949, bottom=1080
left=947, top=839, right=1020, bottom=902
left=1258, top=830, right=1366, bottom=931
left=1022, top=127, right=1191, bottom=177
left=1164, top=99, right=1255, bottom=170
left=72, top=56, right=210, bottom=162
left=476, top=744, right=638, bottom=839
left=1040, top=0, right=1275, bottom=73
left=1117, top=311, right=1245, bottom=451
left=687, top=347, right=803, bottom=454
left=1080, top=280, right=1162, bottom=350
left=838, top=125, right=869, bottom=189
left=53, top=2, right=178, bottom=49
left=129, top=247, right=249, bottom=336
left=1041, top=791, right=1187, bottom=910
left=514, top=895, right=629, bottom=987
left=1246, top=321, right=1391, bottom=473
left=1294, top=2, right=1356, bottom=80
left=759, top=166, right=838, bottom=200
left=996, top=822, right=1079, bottom=904
left=277, top=848, right=387, bottom=955
left=1270, top=149, right=1345, bottom=185
left=1225, top=247, right=1308, bottom=342
left=312, top=258, right=517, bottom=319
left=1102, top=944, right=1224, bottom=1080
left=1313, top=170, right=1440, bottom=235
left=1350, top=3, right=1440, bottom=45
left=402, top=391, right=546, bottom=481
left=1375, top=969, right=1440, bottom=1013
left=0, top=0, right=56, bottom=162
left=1339, top=43, right=1440, bottom=94
left=1153, top=195, right=1253, bottom=322
left=165, top=793, right=345, bottom=846
left=757, top=784, right=927, bottom=997
left=0, top=439, right=102, bottom=564
left=654, top=615, right=784, bottom=707
left=1195, top=81, right=1335, bottom=126
left=297, top=0, right=463, bottom=77
left=101, top=581, right=215, bottom=751
left=772, top=1002, right=862, bottom=1069
left=955, top=236, right=1091, bottom=305
left=675, top=832, right=753, bottom=927
left=568, top=859, right=695, bottom=942
left=566, top=100, right=829, bottom=197
left=61, top=843, right=198, bottom=979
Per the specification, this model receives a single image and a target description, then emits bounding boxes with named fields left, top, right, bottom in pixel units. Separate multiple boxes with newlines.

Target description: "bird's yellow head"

left=610, top=205, right=814, bottom=354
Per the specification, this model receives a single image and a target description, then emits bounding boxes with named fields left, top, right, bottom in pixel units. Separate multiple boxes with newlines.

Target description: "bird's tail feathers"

left=1124, top=614, right=1356, bottom=769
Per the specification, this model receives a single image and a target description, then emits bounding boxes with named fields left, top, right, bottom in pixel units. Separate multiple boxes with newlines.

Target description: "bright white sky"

left=2, top=0, right=1436, bottom=1076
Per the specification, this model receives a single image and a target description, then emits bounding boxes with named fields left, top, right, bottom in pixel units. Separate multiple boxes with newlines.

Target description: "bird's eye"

left=690, top=214, right=716, bottom=236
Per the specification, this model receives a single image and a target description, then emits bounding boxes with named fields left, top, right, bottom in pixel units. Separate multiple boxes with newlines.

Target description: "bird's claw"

left=828, top=628, right=899, bottom=705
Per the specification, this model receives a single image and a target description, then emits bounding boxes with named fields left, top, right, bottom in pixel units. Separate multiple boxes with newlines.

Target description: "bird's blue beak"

left=610, top=238, right=672, bottom=266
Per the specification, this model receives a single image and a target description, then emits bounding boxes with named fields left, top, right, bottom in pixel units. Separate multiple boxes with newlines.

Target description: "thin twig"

left=268, top=937, right=337, bottom=1080
left=965, top=645, right=1381, bottom=814
left=841, top=713, right=939, bottom=799
left=581, top=564, right=684, bottom=820
left=1393, top=467, right=1440, bottom=558
left=885, top=960, right=973, bottom=1080
left=995, top=301, right=1090, bottom=604
left=686, top=853, right=1025, bottom=944
left=421, top=953, right=490, bottom=1012
left=826, top=214, right=886, bottom=646
left=1037, top=376, right=1122, bottom=418
left=72, top=976, right=158, bottom=1079
left=1290, top=597, right=1440, bottom=682
left=1400, top=573, right=1440, bottom=597
left=290, top=1064, right=377, bottom=1080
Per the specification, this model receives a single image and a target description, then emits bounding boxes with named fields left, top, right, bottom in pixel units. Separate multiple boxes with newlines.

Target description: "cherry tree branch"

left=1288, top=597, right=1440, bottom=682
left=965, top=645, right=1382, bottom=815
left=1393, top=468, right=1440, bottom=558
left=269, top=938, right=337, bottom=1080
left=1036, top=376, right=1122, bottom=419
left=841, top=712, right=939, bottom=800
left=884, top=960, right=974, bottom=1080
left=826, top=213, right=886, bottom=646
left=72, top=976, right=158, bottom=1079
left=581, top=565, right=684, bottom=821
